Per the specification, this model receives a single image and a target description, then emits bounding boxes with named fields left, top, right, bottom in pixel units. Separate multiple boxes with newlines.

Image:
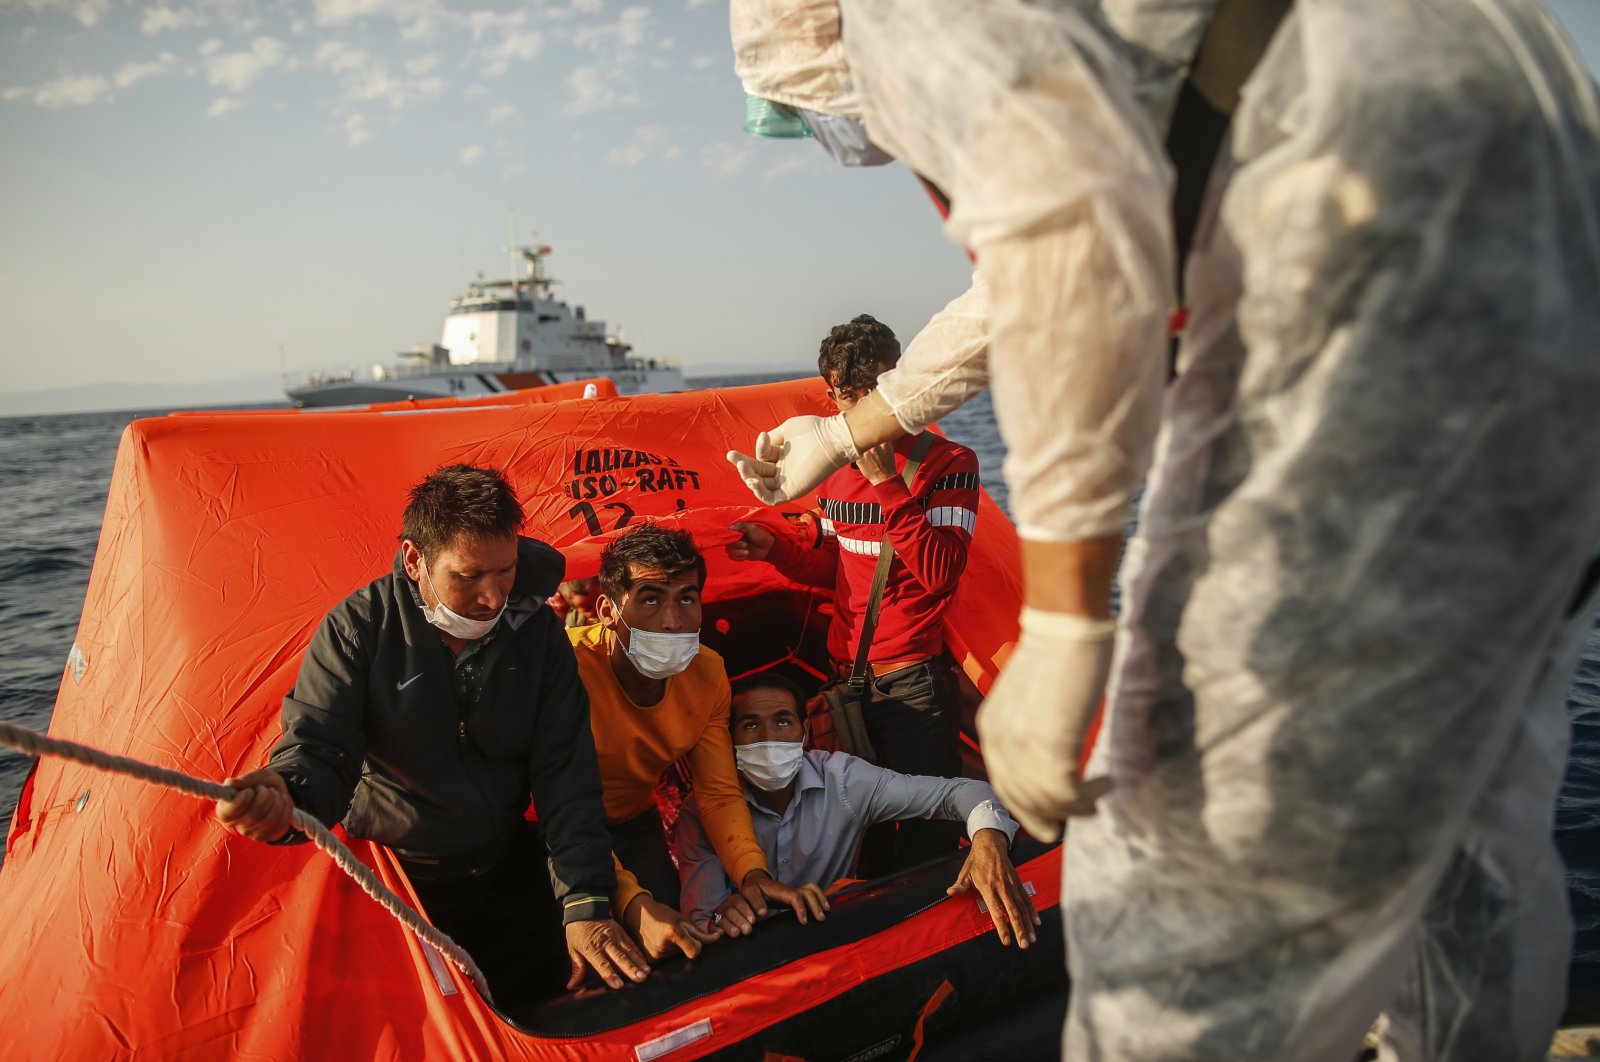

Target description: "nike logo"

left=397, top=674, right=423, bottom=691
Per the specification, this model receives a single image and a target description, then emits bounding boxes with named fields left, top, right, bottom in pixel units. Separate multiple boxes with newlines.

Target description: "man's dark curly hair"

left=598, top=522, right=706, bottom=601
left=399, top=464, right=525, bottom=557
left=817, top=314, right=901, bottom=397
left=730, top=670, right=808, bottom=719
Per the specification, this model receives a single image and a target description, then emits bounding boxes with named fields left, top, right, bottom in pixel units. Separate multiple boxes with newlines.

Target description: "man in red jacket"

left=729, top=314, right=980, bottom=871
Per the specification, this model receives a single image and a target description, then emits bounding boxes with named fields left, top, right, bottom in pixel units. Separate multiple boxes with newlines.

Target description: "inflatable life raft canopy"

left=0, top=378, right=1060, bottom=1060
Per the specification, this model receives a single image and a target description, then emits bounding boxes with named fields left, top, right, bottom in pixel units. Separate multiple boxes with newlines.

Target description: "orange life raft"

left=0, top=378, right=1065, bottom=1060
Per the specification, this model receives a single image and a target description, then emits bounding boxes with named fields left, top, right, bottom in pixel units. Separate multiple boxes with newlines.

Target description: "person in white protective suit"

left=724, top=1, right=1600, bottom=1059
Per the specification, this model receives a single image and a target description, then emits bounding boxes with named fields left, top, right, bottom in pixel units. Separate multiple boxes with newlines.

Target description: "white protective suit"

left=733, top=0, right=1600, bottom=1059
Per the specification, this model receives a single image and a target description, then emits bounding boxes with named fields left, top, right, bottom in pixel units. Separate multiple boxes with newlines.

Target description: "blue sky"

left=1, top=0, right=1597, bottom=412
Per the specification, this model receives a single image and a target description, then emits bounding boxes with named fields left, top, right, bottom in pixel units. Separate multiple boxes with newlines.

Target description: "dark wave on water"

left=0, top=378, right=1596, bottom=993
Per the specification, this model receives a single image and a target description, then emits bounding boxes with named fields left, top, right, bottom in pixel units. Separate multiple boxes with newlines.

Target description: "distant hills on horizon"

left=0, top=374, right=288, bottom=419
left=0, top=363, right=813, bottom=419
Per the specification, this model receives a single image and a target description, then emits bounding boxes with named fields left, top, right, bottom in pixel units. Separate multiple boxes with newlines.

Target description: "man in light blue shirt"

left=674, top=671, right=1040, bottom=947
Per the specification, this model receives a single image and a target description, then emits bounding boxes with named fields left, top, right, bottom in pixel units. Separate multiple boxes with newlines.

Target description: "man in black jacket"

left=214, top=464, right=649, bottom=1005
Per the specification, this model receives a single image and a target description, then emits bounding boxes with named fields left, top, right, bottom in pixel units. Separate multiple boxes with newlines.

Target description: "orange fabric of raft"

left=0, top=378, right=1026, bottom=1060
left=172, top=375, right=620, bottom=416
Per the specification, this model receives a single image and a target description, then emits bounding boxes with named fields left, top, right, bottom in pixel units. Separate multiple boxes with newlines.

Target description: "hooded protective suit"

left=730, top=1, right=1600, bottom=1059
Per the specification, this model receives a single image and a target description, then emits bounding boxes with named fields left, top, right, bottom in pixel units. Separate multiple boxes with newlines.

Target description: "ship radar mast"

left=505, top=209, right=520, bottom=298
left=519, top=239, right=555, bottom=301
left=501, top=213, right=557, bottom=299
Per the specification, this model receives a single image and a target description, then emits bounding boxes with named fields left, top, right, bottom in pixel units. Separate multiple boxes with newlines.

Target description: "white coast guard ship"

left=285, top=240, right=685, bottom=407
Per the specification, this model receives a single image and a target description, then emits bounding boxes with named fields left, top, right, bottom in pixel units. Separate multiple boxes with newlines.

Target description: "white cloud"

left=398, top=15, right=440, bottom=40
left=617, top=6, right=650, bottom=46
left=701, top=142, right=754, bottom=177
left=308, top=0, right=441, bottom=38
left=464, top=11, right=542, bottom=77
left=4, top=71, right=112, bottom=108
left=486, top=102, right=515, bottom=126
left=314, top=0, right=417, bottom=24
left=488, top=30, right=543, bottom=63
left=204, top=36, right=285, bottom=93
left=564, top=65, right=633, bottom=114
left=142, top=5, right=208, bottom=36
left=344, top=112, right=373, bottom=145
left=458, top=144, right=483, bottom=165
left=70, top=0, right=112, bottom=26
left=763, top=154, right=824, bottom=180
left=5, top=0, right=113, bottom=27
left=687, top=0, right=713, bottom=8
left=501, top=162, right=527, bottom=181
left=198, top=38, right=223, bottom=57
left=315, top=41, right=444, bottom=111
left=314, top=40, right=366, bottom=73
left=575, top=6, right=650, bottom=52
left=207, top=95, right=243, bottom=117
left=463, top=9, right=522, bottom=39
left=463, top=83, right=488, bottom=100
left=608, top=124, right=665, bottom=167
left=405, top=54, right=440, bottom=75
left=111, top=52, right=179, bottom=88
left=573, top=0, right=603, bottom=11
left=691, top=53, right=715, bottom=70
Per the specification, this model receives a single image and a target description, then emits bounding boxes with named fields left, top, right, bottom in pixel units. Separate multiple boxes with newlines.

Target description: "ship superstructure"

left=286, top=240, right=684, bottom=406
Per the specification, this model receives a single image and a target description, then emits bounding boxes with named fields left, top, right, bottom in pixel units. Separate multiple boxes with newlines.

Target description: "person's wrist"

left=822, top=412, right=862, bottom=463
left=844, top=389, right=908, bottom=449
left=972, top=827, right=1008, bottom=851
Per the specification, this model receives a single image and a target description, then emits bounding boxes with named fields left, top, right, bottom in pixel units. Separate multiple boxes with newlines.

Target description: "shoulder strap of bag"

left=847, top=431, right=939, bottom=691
left=1167, top=0, right=1292, bottom=301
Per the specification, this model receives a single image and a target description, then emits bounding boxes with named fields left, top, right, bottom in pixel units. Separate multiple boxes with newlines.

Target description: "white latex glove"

left=725, top=412, right=861, bottom=505
left=976, top=607, right=1116, bottom=841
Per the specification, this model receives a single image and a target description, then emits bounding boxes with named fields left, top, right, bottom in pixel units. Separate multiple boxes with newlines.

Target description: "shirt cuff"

left=868, top=473, right=915, bottom=510
left=610, top=874, right=651, bottom=920
left=729, top=851, right=770, bottom=889
left=561, top=892, right=613, bottom=925
left=765, top=527, right=808, bottom=572
left=966, top=799, right=1019, bottom=845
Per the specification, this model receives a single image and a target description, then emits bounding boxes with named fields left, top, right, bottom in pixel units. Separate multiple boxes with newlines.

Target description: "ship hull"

left=287, top=366, right=687, bottom=407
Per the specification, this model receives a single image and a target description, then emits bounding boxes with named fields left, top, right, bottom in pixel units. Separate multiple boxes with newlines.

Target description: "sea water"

left=0, top=374, right=1595, bottom=995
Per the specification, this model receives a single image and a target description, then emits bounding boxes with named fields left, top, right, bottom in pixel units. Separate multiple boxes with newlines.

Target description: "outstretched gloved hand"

left=725, top=413, right=861, bottom=505
left=976, top=607, right=1116, bottom=841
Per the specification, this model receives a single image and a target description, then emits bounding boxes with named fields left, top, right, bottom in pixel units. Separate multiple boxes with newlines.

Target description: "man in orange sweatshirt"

left=569, top=522, right=828, bottom=961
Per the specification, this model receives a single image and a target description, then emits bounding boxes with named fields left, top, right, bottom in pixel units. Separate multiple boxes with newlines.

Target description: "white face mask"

left=617, top=616, right=700, bottom=679
left=736, top=741, right=806, bottom=792
left=419, top=555, right=505, bottom=641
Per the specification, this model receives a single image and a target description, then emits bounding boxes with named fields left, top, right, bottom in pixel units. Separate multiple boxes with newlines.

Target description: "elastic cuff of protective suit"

left=825, top=411, right=863, bottom=463
left=1019, top=607, right=1115, bottom=642
left=863, top=388, right=921, bottom=435
left=1016, top=521, right=1131, bottom=543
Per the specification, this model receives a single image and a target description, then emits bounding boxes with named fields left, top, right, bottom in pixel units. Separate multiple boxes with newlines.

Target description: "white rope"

left=0, top=719, right=493, bottom=1002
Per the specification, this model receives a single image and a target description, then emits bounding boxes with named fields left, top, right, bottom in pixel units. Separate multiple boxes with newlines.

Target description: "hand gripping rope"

left=0, top=719, right=492, bottom=1002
